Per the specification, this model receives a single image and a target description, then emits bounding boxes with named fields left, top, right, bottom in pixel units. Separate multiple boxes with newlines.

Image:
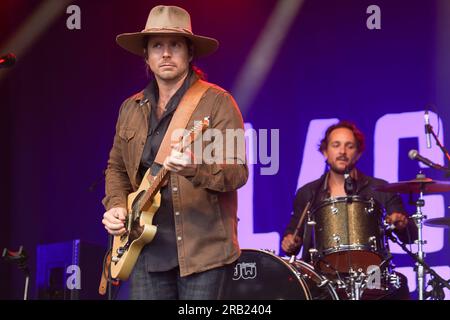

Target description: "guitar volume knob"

left=116, top=247, right=126, bottom=256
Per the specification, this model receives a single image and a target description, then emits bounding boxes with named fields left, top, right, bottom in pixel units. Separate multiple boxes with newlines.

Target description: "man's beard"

left=329, top=164, right=346, bottom=175
left=328, top=157, right=355, bottom=175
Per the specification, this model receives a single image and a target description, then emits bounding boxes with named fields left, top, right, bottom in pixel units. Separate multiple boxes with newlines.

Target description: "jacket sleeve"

left=102, top=100, right=133, bottom=211
left=187, top=91, right=248, bottom=192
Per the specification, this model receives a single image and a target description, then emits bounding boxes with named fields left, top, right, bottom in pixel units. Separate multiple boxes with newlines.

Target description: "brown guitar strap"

left=153, top=79, right=214, bottom=165
left=98, top=251, right=111, bottom=295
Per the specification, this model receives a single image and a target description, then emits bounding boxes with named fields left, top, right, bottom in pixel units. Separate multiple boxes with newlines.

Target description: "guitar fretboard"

left=134, top=117, right=209, bottom=214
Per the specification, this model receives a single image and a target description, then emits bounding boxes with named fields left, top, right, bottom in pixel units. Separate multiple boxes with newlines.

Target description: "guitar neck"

left=138, top=167, right=170, bottom=212
left=134, top=117, right=210, bottom=213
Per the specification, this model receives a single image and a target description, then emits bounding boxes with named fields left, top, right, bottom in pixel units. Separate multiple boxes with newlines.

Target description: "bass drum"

left=221, top=249, right=338, bottom=300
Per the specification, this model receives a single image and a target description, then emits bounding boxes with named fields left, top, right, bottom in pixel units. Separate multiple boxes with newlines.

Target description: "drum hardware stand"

left=347, top=266, right=387, bottom=300
left=1, top=246, right=30, bottom=300
left=344, top=257, right=395, bottom=300
left=347, top=268, right=367, bottom=300
left=314, top=254, right=346, bottom=290
left=385, top=228, right=450, bottom=300
left=378, top=254, right=401, bottom=290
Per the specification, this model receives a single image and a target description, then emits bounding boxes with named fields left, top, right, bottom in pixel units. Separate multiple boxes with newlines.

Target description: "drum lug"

left=308, top=248, right=318, bottom=262
left=366, top=198, right=375, bottom=214
left=332, top=234, right=341, bottom=249
left=369, top=236, right=377, bottom=250
left=331, top=204, right=339, bottom=214
left=365, top=206, right=374, bottom=214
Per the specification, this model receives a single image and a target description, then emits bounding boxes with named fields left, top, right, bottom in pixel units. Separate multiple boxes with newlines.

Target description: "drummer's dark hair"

left=319, top=120, right=366, bottom=153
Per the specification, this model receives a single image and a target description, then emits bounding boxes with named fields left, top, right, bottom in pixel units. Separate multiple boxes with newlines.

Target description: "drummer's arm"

left=385, top=194, right=418, bottom=244
left=282, top=233, right=303, bottom=254
left=282, top=215, right=304, bottom=255
left=282, top=191, right=307, bottom=254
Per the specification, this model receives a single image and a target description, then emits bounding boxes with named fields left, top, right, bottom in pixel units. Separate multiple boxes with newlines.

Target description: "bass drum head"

left=221, top=249, right=338, bottom=300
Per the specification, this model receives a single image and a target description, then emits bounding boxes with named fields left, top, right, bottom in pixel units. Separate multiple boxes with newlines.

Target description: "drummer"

left=282, top=120, right=418, bottom=260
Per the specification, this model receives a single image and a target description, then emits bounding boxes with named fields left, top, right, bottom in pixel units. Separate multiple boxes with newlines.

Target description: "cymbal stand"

left=411, top=179, right=427, bottom=300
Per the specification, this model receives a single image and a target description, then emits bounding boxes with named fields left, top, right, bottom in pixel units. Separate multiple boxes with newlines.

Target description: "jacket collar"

left=131, top=91, right=146, bottom=105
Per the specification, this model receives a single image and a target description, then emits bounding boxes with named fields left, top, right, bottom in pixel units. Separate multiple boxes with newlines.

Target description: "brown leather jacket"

left=102, top=79, right=248, bottom=276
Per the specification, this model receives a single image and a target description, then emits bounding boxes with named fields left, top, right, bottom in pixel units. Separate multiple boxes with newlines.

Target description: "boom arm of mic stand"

left=428, top=124, right=450, bottom=164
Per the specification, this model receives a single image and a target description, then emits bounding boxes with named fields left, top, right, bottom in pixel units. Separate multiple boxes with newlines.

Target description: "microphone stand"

left=385, top=230, right=450, bottom=300
left=88, top=169, right=106, bottom=192
left=426, top=122, right=450, bottom=177
left=1, top=246, right=30, bottom=300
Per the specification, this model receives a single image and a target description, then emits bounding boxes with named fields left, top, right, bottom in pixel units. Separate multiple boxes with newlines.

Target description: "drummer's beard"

left=328, top=156, right=357, bottom=175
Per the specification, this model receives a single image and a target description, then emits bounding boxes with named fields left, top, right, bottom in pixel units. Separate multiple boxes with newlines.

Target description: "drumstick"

left=289, top=201, right=311, bottom=263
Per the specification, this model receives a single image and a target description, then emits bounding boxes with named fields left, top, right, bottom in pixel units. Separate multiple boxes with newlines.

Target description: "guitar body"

left=110, top=169, right=161, bottom=280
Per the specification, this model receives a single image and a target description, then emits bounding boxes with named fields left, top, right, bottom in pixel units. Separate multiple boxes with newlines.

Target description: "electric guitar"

left=109, top=117, right=210, bottom=280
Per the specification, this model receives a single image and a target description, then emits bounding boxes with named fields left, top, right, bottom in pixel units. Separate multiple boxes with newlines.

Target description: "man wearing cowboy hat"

left=101, top=5, right=248, bottom=299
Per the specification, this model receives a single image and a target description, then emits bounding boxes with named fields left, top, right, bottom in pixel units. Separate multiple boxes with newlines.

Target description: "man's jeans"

left=129, top=255, right=233, bottom=300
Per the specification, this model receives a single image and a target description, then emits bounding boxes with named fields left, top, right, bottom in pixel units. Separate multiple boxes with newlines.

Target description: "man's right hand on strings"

left=103, top=207, right=127, bottom=236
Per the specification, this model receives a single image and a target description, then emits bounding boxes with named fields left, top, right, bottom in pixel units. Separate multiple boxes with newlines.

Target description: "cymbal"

left=424, top=217, right=450, bottom=228
left=374, top=177, right=450, bottom=194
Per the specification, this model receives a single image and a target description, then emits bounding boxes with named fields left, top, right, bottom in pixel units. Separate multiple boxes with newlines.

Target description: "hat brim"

left=116, top=31, right=219, bottom=58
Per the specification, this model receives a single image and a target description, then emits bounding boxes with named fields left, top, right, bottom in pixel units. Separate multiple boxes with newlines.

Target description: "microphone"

left=384, top=223, right=396, bottom=238
left=0, top=53, right=16, bottom=69
left=424, top=110, right=431, bottom=149
left=385, top=223, right=396, bottom=232
left=408, top=149, right=449, bottom=172
left=344, top=166, right=355, bottom=196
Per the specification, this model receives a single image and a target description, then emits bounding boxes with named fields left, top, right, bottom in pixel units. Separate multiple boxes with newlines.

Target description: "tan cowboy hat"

left=116, top=5, right=219, bottom=58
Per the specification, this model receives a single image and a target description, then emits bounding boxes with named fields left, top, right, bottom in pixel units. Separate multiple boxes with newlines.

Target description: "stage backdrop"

left=0, top=0, right=448, bottom=299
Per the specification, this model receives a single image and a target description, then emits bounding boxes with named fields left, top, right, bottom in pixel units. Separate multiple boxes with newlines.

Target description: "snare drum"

left=221, top=249, right=338, bottom=300
left=312, top=196, right=387, bottom=273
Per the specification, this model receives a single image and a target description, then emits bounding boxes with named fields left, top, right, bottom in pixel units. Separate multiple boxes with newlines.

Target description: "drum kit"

left=220, top=112, right=450, bottom=300
left=222, top=174, right=450, bottom=300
